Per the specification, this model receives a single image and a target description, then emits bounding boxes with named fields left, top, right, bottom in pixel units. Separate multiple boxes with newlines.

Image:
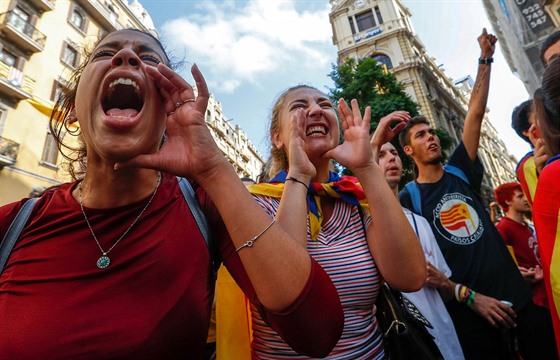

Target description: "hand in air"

left=370, top=110, right=410, bottom=155
left=115, top=64, right=225, bottom=180
left=324, top=98, right=373, bottom=174
left=478, top=28, right=497, bottom=59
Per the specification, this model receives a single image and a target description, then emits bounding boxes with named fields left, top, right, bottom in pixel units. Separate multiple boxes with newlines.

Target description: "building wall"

left=329, top=0, right=517, bottom=204
left=482, top=0, right=559, bottom=95
left=0, top=0, right=263, bottom=205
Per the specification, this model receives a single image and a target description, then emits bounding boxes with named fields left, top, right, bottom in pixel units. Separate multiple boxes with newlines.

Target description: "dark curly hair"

left=48, top=29, right=174, bottom=181
left=540, top=30, right=560, bottom=66
left=511, top=100, right=533, bottom=145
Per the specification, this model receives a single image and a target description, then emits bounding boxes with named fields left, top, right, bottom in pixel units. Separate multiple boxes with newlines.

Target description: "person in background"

left=511, top=99, right=548, bottom=207
left=540, top=30, right=560, bottom=66
left=494, top=182, right=558, bottom=359
left=398, top=29, right=532, bottom=359
left=371, top=113, right=465, bottom=359
left=489, top=201, right=503, bottom=225
left=0, top=29, right=344, bottom=359
left=531, top=57, right=560, bottom=353
left=247, top=84, right=426, bottom=358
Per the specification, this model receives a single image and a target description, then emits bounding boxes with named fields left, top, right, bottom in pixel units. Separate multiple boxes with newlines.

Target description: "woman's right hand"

left=287, top=109, right=316, bottom=182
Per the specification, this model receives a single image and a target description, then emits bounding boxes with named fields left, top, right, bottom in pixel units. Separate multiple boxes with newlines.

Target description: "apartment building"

left=0, top=0, right=263, bottom=205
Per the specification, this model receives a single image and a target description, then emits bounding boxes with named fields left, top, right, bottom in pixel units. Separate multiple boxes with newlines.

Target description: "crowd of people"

left=0, top=25, right=558, bottom=360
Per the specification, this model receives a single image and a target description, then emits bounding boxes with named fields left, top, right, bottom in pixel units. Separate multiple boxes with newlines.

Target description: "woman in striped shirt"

left=247, top=85, right=426, bottom=359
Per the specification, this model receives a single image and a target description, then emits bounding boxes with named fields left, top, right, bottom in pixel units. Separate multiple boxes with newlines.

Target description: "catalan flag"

left=532, top=155, right=560, bottom=353
left=248, top=170, right=369, bottom=240
left=440, top=203, right=475, bottom=235
left=516, top=151, right=537, bottom=208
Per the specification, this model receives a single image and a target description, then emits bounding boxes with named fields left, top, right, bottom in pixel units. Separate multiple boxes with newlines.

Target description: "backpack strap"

left=0, top=198, right=39, bottom=274
left=404, top=181, right=423, bottom=216
left=404, top=165, right=470, bottom=217
left=443, top=165, right=470, bottom=185
left=177, top=177, right=219, bottom=274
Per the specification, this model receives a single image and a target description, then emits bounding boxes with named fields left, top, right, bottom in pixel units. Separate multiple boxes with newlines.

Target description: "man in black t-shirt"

left=398, top=29, right=532, bottom=359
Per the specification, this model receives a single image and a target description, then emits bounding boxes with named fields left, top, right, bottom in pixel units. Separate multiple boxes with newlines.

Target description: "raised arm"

left=462, top=28, right=497, bottom=161
left=115, top=64, right=343, bottom=354
left=328, top=99, right=426, bottom=292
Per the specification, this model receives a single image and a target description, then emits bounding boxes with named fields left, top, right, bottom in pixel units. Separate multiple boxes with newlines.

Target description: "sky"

left=138, top=0, right=532, bottom=161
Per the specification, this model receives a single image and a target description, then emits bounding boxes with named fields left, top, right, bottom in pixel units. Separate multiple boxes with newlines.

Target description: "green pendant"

left=97, top=255, right=110, bottom=269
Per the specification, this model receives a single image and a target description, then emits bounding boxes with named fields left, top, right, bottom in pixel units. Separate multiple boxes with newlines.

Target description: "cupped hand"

left=470, top=292, right=517, bottom=329
left=324, top=98, right=374, bottom=174
left=370, top=110, right=410, bottom=156
left=287, top=109, right=316, bottom=181
left=115, top=64, right=226, bottom=181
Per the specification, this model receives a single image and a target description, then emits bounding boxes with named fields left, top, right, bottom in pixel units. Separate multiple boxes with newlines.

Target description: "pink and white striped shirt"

left=251, top=196, right=384, bottom=359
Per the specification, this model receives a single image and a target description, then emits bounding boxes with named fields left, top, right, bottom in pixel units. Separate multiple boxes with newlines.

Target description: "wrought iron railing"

left=0, top=11, right=47, bottom=48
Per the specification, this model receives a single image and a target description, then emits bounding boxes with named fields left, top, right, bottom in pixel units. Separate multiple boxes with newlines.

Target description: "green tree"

left=328, top=57, right=451, bottom=185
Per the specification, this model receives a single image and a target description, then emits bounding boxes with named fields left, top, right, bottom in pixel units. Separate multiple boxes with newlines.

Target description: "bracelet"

left=478, top=57, right=493, bottom=64
left=236, top=218, right=276, bottom=252
left=286, top=176, right=309, bottom=191
left=466, top=290, right=476, bottom=307
left=454, top=284, right=461, bottom=302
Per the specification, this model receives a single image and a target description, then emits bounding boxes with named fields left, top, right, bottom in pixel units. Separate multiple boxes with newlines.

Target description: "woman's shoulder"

left=0, top=182, right=70, bottom=235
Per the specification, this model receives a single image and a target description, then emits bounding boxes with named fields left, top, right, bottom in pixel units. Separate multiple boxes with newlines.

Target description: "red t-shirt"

left=496, top=217, right=548, bottom=308
left=0, top=173, right=342, bottom=359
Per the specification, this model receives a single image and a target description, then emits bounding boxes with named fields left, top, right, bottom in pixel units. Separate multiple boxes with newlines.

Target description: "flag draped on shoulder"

left=248, top=170, right=369, bottom=240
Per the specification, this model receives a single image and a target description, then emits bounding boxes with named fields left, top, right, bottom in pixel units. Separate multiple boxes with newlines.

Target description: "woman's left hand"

left=115, top=64, right=227, bottom=181
left=324, top=98, right=374, bottom=174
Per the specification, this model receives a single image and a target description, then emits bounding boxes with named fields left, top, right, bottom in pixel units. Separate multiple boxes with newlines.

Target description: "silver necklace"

left=78, top=173, right=161, bottom=269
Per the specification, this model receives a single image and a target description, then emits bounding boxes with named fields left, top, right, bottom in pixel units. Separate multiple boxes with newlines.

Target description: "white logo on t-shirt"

left=433, top=192, right=484, bottom=245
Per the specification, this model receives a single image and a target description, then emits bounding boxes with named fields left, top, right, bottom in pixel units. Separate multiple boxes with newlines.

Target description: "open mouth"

left=428, top=143, right=438, bottom=151
left=306, top=125, right=327, bottom=136
left=102, top=77, right=144, bottom=118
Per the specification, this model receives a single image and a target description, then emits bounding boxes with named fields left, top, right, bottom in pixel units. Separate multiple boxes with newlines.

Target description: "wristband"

left=286, top=176, right=309, bottom=191
left=466, top=290, right=476, bottom=307
left=478, top=57, right=493, bottom=64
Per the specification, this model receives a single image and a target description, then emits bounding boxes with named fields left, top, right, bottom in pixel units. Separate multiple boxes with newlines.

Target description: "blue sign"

left=354, top=27, right=382, bottom=43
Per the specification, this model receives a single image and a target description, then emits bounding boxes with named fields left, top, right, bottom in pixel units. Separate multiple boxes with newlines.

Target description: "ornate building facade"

left=329, top=0, right=517, bottom=203
left=0, top=0, right=263, bottom=205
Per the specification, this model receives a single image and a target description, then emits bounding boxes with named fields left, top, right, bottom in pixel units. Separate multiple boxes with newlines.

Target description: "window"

left=374, top=6, right=383, bottom=24
left=9, top=6, right=30, bottom=34
left=69, top=7, right=87, bottom=32
left=70, top=10, right=83, bottom=28
left=355, top=11, right=376, bottom=32
left=373, top=54, right=393, bottom=70
left=41, top=132, right=59, bottom=167
left=348, top=17, right=357, bottom=35
left=61, top=42, right=79, bottom=68
left=51, top=80, right=69, bottom=102
left=0, top=48, right=16, bottom=67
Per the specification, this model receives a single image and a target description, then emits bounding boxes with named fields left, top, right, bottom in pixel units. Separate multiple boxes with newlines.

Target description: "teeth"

left=306, top=126, right=326, bottom=136
left=109, top=78, right=139, bottom=92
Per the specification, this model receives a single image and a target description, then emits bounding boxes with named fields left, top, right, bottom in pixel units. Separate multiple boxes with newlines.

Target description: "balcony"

left=0, top=137, right=19, bottom=167
left=28, top=0, right=56, bottom=12
left=75, top=0, right=123, bottom=32
left=0, top=62, right=34, bottom=101
left=0, top=11, right=46, bottom=53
